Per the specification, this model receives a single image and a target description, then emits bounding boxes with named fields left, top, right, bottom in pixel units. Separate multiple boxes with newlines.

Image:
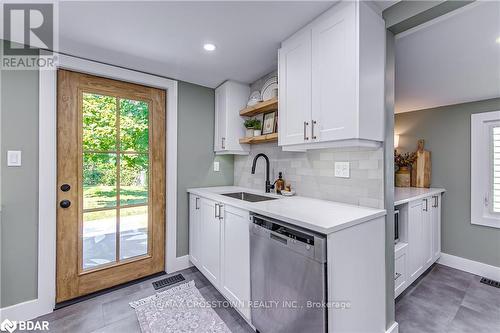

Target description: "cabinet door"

left=214, top=86, right=227, bottom=152
left=431, top=195, right=441, bottom=260
left=200, top=198, right=221, bottom=287
left=279, top=29, right=311, bottom=146
left=311, top=2, right=357, bottom=142
left=221, top=206, right=251, bottom=320
left=189, top=195, right=201, bottom=267
left=394, top=249, right=407, bottom=298
left=408, top=200, right=424, bottom=281
left=422, top=198, right=433, bottom=267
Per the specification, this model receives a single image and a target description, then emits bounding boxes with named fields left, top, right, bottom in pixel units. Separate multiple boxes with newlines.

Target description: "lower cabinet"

left=189, top=195, right=251, bottom=321
left=396, top=193, right=442, bottom=297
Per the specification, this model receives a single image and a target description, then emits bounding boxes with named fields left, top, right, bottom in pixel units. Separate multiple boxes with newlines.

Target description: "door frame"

left=32, top=54, right=181, bottom=320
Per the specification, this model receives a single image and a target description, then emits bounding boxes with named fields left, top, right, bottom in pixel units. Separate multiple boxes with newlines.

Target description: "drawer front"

left=395, top=251, right=407, bottom=297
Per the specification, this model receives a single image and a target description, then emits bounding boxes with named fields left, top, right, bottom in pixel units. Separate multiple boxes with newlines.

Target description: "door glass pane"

left=120, top=154, right=148, bottom=206
left=120, top=206, right=148, bottom=260
left=83, top=210, right=117, bottom=270
left=120, top=98, right=149, bottom=152
left=83, top=153, right=117, bottom=210
left=82, top=93, right=117, bottom=151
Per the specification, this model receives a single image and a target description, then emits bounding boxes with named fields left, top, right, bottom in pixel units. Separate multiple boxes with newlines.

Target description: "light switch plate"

left=7, top=150, right=22, bottom=167
left=213, top=161, right=220, bottom=172
left=335, top=161, right=350, bottom=178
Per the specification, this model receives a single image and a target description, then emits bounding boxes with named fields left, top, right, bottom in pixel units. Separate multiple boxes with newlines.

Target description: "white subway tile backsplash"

left=234, top=143, right=384, bottom=209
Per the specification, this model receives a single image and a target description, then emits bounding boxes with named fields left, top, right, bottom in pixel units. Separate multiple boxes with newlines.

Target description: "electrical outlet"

left=7, top=150, right=22, bottom=167
left=335, top=161, right=350, bottom=178
left=213, top=161, right=220, bottom=172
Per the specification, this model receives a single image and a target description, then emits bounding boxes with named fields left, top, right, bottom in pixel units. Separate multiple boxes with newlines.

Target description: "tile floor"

left=34, top=267, right=253, bottom=333
left=396, top=264, right=500, bottom=333
left=32, top=264, right=499, bottom=333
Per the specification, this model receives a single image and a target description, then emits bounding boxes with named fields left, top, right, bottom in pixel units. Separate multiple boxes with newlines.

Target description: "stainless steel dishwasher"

left=250, top=214, right=327, bottom=333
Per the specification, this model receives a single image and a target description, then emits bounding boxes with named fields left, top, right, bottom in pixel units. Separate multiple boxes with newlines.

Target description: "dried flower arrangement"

left=394, top=151, right=417, bottom=168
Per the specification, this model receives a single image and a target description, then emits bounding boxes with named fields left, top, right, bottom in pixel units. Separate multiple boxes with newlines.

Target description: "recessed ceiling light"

left=496, top=37, right=500, bottom=44
left=203, top=43, right=216, bottom=51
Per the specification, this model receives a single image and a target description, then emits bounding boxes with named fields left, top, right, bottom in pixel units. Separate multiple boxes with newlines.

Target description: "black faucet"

left=251, top=153, right=274, bottom=193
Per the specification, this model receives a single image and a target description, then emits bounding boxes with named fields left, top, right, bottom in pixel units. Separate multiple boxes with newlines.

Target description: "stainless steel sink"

left=221, top=192, right=278, bottom=202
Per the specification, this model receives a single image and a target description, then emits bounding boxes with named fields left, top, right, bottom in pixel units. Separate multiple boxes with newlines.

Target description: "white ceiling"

left=58, top=1, right=334, bottom=88
left=395, top=1, right=500, bottom=113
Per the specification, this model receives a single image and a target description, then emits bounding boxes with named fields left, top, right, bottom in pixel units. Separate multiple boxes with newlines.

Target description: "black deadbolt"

left=60, top=200, right=71, bottom=208
left=60, top=184, right=71, bottom=192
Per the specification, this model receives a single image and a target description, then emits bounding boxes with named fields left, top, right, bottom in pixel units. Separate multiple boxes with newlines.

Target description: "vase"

left=395, top=166, right=411, bottom=187
left=254, top=129, right=262, bottom=137
left=246, top=128, right=254, bottom=137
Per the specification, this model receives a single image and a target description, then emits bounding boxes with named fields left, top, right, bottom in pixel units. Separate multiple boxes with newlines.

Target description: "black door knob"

left=60, top=200, right=71, bottom=208
left=60, top=184, right=71, bottom=192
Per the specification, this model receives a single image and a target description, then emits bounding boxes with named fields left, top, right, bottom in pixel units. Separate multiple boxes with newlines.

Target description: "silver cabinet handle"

left=195, top=197, right=200, bottom=210
left=423, top=198, right=428, bottom=212
left=435, top=196, right=439, bottom=208
left=312, top=120, right=317, bottom=140
left=221, top=137, right=226, bottom=149
left=218, top=204, right=224, bottom=220
left=303, top=121, right=309, bottom=141
left=215, top=203, right=219, bottom=218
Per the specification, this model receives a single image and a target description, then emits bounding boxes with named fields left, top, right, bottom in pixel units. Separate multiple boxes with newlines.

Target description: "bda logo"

left=0, top=319, right=17, bottom=333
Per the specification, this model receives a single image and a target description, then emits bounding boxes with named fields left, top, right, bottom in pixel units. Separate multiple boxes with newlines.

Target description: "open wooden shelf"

left=240, top=97, right=278, bottom=117
left=239, top=132, right=278, bottom=144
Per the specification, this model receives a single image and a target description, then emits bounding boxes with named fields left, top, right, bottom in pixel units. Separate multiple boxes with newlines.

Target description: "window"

left=471, top=111, right=500, bottom=228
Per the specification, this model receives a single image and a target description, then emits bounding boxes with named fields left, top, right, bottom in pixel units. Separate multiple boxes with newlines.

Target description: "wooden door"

left=56, top=69, right=166, bottom=302
left=311, top=1, right=356, bottom=142
left=279, top=29, right=311, bottom=146
left=200, top=198, right=221, bottom=287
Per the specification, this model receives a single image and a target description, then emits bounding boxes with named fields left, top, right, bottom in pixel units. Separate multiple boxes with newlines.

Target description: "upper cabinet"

left=214, top=81, right=250, bottom=155
left=278, top=1, right=385, bottom=150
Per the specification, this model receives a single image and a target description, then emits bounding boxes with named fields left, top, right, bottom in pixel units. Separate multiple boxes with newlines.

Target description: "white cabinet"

left=404, top=194, right=442, bottom=290
left=278, top=29, right=312, bottom=146
left=214, top=81, right=250, bottom=155
left=278, top=1, right=385, bottom=150
left=221, top=205, right=251, bottom=320
left=188, top=196, right=251, bottom=322
left=189, top=194, right=201, bottom=266
left=394, top=243, right=408, bottom=298
left=199, top=198, right=222, bottom=286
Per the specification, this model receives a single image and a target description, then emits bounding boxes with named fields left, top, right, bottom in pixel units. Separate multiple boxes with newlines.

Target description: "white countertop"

left=187, top=186, right=386, bottom=234
left=394, top=187, right=446, bottom=206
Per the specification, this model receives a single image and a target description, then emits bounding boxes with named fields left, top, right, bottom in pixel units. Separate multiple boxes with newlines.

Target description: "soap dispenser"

left=274, top=172, right=285, bottom=194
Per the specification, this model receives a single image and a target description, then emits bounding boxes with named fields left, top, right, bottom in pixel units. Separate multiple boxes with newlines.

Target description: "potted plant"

left=253, top=119, right=262, bottom=137
left=394, top=151, right=417, bottom=187
left=244, top=119, right=255, bottom=137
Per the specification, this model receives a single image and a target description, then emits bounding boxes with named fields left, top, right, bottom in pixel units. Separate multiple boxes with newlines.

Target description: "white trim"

left=386, top=322, right=399, bottom=333
left=471, top=111, right=500, bottom=228
left=1, top=54, right=180, bottom=321
left=438, top=252, right=500, bottom=281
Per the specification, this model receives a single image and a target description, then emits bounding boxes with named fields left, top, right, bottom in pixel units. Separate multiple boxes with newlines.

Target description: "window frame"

left=471, top=110, right=500, bottom=228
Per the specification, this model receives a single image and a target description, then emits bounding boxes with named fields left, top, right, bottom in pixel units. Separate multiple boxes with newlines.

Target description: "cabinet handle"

left=195, top=197, right=200, bottom=210
left=303, top=121, right=309, bottom=141
left=215, top=203, right=219, bottom=218
left=435, top=196, right=439, bottom=208
left=218, top=204, right=224, bottom=220
left=221, top=137, right=226, bottom=149
left=423, top=198, right=428, bottom=212
left=312, top=120, right=317, bottom=140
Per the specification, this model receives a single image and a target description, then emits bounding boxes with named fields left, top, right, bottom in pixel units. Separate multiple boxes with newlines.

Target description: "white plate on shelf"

left=260, top=76, right=278, bottom=101
left=247, top=90, right=262, bottom=106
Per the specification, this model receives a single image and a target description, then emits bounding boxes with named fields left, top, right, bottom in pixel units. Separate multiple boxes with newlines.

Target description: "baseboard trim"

left=386, top=321, right=399, bottom=333
left=438, top=252, right=500, bottom=281
left=0, top=298, right=49, bottom=322
left=166, top=254, right=192, bottom=274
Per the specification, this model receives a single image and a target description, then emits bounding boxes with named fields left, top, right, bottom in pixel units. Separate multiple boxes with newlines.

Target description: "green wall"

left=176, top=81, right=233, bottom=256
left=395, top=98, right=500, bottom=268
left=0, top=56, right=233, bottom=306
left=0, top=63, right=40, bottom=308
